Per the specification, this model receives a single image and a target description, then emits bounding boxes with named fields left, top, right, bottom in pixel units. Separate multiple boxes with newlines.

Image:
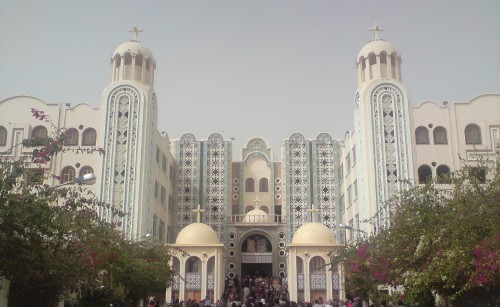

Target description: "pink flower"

left=30, top=108, right=48, bottom=120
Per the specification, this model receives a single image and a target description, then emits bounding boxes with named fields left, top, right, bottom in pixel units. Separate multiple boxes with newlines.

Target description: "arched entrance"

left=240, top=234, right=273, bottom=277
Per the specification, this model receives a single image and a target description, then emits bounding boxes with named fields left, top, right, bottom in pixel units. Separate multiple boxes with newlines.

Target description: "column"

left=119, top=55, right=125, bottom=80
left=386, top=54, right=392, bottom=79
left=131, top=55, right=136, bottom=81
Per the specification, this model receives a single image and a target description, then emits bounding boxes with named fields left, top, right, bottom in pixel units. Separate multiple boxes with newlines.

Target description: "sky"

left=1, top=1, right=499, bottom=159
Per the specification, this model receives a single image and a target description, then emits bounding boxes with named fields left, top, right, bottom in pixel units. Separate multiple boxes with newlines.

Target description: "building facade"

left=1, top=26, right=499, bottom=303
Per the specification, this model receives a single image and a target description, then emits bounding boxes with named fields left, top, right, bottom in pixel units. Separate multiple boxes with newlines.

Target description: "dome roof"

left=243, top=209, right=272, bottom=223
left=113, top=41, right=154, bottom=59
left=292, top=222, right=336, bottom=245
left=357, top=40, right=398, bottom=61
left=175, top=223, right=221, bottom=245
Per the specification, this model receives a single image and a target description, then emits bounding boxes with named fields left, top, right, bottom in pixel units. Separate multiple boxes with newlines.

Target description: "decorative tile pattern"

left=207, top=274, right=214, bottom=290
left=287, top=133, right=309, bottom=236
left=241, top=253, right=273, bottom=263
left=297, top=274, right=304, bottom=290
left=332, top=273, right=340, bottom=290
left=102, top=86, right=140, bottom=236
left=314, top=133, right=336, bottom=230
left=172, top=275, right=179, bottom=290
left=205, top=133, right=227, bottom=241
left=176, top=133, right=200, bottom=234
left=371, top=85, right=411, bottom=227
left=185, top=272, right=202, bottom=290
left=310, top=273, right=327, bottom=290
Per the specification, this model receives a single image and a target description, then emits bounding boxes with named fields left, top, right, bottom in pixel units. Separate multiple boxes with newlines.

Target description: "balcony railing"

left=227, top=214, right=284, bottom=225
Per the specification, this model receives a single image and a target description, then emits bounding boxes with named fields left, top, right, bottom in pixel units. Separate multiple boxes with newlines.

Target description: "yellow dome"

left=175, top=223, right=221, bottom=245
left=243, top=209, right=271, bottom=223
left=357, top=40, right=398, bottom=61
left=292, top=222, right=336, bottom=245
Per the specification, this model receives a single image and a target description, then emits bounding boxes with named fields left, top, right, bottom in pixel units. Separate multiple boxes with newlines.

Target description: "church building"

left=1, top=24, right=498, bottom=304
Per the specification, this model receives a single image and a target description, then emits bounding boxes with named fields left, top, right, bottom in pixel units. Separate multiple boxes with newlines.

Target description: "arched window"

left=79, top=166, right=94, bottom=177
left=418, top=165, right=432, bottom=184
left=368, top=53, right=376, bottom=66
left=433, top=126, right=448, bottom=145
left=124, top=52, right=132, bottom=65
left=135, top=53, right=143, bottom=67
left=32, top=126, right=48, bottom=139
left=82, top=128, right=96, bottom=146
left=0, top=126, right=7, bottom=146
left=64, top=128, right=79, bottom=146
left=259, top=178, right=269, bottom=192
left=415, top=126, right=430, bottom=144
left=436, top=165, right=451, bottom=184
left=61, top=166, right=75, bottom=183
left=185, top=256, right=201, bottom=273
left=260, top=206, right=269, bottom=214
left=465, top=124, right=482, bottom=145
left=114, top=54, right=121, bottom=67
left=310, top=256, right=326, bottom=273
left=245, top=206, right=254, bottom=213
left=245, top=178, right=254, bottom=192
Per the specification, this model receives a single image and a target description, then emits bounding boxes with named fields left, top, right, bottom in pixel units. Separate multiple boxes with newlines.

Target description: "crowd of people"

left=221, top=273, right=289, bottom=305
left=169, top=273, right=407, bottom=307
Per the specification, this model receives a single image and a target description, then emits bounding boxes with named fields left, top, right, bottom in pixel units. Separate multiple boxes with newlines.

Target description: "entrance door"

left=241, top=234, right=273, bottom=278
left=241, top=263, right=273, bottom=278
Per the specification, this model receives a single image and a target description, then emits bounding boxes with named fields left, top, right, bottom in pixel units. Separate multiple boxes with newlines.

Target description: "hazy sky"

left=1, top=1, right=499, bottom=159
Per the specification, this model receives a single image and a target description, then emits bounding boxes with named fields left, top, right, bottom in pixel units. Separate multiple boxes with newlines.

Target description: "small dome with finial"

left=110, top=25, right=156, bottom=86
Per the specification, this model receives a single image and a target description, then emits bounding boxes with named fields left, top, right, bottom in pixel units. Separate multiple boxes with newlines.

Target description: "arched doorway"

left=241, top=234, right=273, bottom=278
left=185, top=256, right=202, bottom=301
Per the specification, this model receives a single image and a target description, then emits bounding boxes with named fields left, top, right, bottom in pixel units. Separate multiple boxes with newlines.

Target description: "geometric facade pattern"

left=203, top=133, right=228, bottom=240
left=371, top=84, right=412, bottom=228
left=297, top=274, right=304, bottom=290
left=332, top=273, right=340, bottom=290
left=207, top=274, right=214, bottom=290
left=313, top=133, right=337, bottom=229
left=175, top=133, right=201, bottom=235
left=185, top=272, right=202, bottom=290
left=286, top=133, right=310, bottom=237
left=241, top=253, right=273, bottom=263
left=101, top=86, right=140, bottom=236
left=310, top=273, right=327, bottom=290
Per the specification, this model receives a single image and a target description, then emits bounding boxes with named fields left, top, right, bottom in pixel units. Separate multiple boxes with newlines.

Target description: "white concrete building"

left=1, top=25, right=499, bottom=304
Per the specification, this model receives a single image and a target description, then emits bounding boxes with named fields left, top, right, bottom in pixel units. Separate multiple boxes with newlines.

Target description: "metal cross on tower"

left=252, top=196, right=263, bottom=210
left=369, top=23, right=383, bottom=40
left=307, top=204, right=321, bottom=223
left=128, top=25, right=143, bottom=41
left=192, top=204, right=205, bottom=223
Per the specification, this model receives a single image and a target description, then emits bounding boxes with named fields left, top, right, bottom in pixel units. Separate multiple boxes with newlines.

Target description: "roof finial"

left=307, top=204, right=321, bottom=223
left=192, top=204, right=205, bottom=223
left=369, top=23, right=384, bottom=40
left=252, top=196, right=262, bottom=210
left=128, top=25, right=143, bottom=42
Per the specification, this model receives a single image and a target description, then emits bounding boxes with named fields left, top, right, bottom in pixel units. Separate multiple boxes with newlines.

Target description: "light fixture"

left=53, top=172, right=97, bottom=188
left=304, top=251, right=308, bottom=256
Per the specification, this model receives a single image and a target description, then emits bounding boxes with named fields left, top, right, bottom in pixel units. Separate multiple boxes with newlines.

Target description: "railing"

left=227, top=214, right=284, bottom=225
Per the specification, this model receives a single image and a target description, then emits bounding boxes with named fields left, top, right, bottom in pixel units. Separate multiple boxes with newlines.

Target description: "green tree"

left=332, top=155, right=500, bottom=305
left=0, top=109, right=172, bottom=307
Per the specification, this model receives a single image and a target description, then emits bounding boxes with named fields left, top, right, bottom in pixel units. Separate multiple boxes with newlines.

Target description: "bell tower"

left=99, top=26, right=159, bottom=239
left=353, top=24, right=414, bottom=231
